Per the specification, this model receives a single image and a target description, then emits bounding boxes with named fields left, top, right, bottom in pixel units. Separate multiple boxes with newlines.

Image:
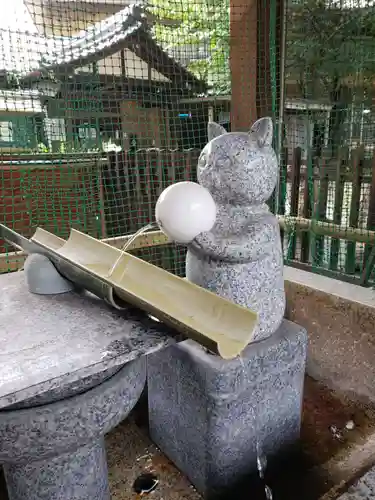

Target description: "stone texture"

left=0, top=271, right=178, bottom=409
left=24, top=253, right=74, bottom=295
left=284, top=266, right=375, bottom=404
left=0, top=359, right=146, bottom=500
left=4, top=440, right=109, bottom=500
left=147, top=319, right=307, bottom=499
left=5, top=366, right=122, bottom=410
left=2, top=380, right=374, bottom=500
left=186, top=118, right=285, bottom=341
left=0, top=360, right=146, bottom=463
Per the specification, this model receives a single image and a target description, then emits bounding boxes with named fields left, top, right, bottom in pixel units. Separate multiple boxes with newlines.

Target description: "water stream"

left=239, top=354, right=274, bottom=500
left=106, top=222, right=158, bottom=280
left=256, top=441, right=273, bottom=499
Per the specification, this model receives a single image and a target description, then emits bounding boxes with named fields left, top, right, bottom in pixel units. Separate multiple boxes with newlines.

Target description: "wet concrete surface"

left=106, top=419, right=201, bottom=500
left=1, top=376, right=375, bottom=500
left=301, top=377, right=375, bottom=466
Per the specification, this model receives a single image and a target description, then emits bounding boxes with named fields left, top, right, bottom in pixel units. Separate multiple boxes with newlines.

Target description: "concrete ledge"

left=284, top=265, right=375, bottom=404
left=285, top=266, right=375, bottom=309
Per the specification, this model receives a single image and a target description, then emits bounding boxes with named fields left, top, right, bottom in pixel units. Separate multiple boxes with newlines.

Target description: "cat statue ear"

left=208, top=122, right=227, bottom=142
left=249, top=117, right=273, bottom=148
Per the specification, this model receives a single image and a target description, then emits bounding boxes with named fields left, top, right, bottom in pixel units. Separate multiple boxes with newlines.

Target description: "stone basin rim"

left=0, top=364, right=123, bottom=411
left=0, top=360, right=141, bottom=417
left=0, top=358, right=146, bottom=463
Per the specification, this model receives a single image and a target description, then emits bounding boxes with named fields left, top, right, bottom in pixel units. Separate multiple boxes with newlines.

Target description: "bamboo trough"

left=0, top=224, right=258, bottom=360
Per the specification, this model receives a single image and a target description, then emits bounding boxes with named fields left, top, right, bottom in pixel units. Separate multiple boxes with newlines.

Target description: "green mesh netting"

left=0, top=0, right=374, bottom=285
left=283, top=0, right=375, bottom=285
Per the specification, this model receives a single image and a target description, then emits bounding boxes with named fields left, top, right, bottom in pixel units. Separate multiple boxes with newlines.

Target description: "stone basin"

left=0, top=271, right=178, bottom=500
left=283, top=266, right=375, bottom=500
left=4, top=365, right=121, bottom=410
left=0, top=271, right=177, bottom=410
left=2, top=369, right=375, bottom=500
left=0, top=359, right=146, bottom=500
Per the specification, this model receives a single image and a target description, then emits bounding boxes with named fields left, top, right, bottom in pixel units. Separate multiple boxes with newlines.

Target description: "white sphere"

left=155, top=181, right=217, bottom=243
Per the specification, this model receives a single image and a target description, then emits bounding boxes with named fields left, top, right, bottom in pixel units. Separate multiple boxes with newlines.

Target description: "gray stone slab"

left=337, top=466, right=375, bottom=500
left=147, top=319, right=307, bottom=499
left=1, top=358, right=146, bottom=500
left=0, top=271, right=177, bottom=409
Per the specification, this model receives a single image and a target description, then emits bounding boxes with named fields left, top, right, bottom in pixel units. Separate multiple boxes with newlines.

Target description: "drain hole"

left=133, top=473, right=159, bottom=495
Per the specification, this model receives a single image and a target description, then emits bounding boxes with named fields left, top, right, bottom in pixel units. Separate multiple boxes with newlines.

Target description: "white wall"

left=79, top=49, right=170, bottom=82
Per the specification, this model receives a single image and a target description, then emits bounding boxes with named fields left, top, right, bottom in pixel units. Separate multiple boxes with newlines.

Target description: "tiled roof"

left=42, top=3, right=147, bottom=70
left=0, top=3, right=145, bottom=75
left=0, top=1, right=206, bottom=94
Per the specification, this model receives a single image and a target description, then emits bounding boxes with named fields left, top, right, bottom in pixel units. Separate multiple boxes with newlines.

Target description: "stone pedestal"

left=0, top=359, right=146, bottom=500
left=4, top=440, right=109, bottom=500
left=147, top=320, right=307, bottom=499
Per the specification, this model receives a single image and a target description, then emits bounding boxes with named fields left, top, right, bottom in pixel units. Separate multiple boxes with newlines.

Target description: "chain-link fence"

left=282, top=0, right=375, bottom=285
left=0, top=0, right=374, bottom=285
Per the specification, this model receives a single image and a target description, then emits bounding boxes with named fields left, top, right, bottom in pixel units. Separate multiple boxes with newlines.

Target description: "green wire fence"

left=0, top=0, right=375, bottom=286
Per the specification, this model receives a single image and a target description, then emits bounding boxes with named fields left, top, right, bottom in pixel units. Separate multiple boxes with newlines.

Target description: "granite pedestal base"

left=147, top=319, right=307, bottom=499
left=4, top=439, right=109, bottom=500
left=0, top=358, right=146, bottom=500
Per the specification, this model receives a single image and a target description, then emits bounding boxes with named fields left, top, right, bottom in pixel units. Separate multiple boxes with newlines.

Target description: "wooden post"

left=313, top=157, right=329, bottom=267
left=329, top=153, right=345, bottom=271
left=362, top=154, right=375, bottom=284
left=300, top=152, right=313, bottom=263
left=230, top=0, right=258, bottom=130
left=98, top=163, right=107, bottom=239
left=288, top=147, right=302, bottom=260
left=345, top=148, right=363, bottom=275
left=278, top=146, right=288, bottom=217
left=230, top=0, right=283, bottom=129
left=257, top=0, right=272, bottom=118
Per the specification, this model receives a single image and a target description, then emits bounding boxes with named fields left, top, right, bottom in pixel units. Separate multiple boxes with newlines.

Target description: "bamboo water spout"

left=0, top=224, right=258, bottom=359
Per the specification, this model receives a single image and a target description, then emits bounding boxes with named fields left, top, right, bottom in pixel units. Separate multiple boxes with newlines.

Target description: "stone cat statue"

left=186, top=117, right=285, bottom=341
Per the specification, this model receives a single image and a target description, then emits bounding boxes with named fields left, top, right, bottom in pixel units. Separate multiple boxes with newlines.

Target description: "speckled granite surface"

left=1, top=360, right=146, bottom=500
left=0, top=271, right=178, bottom=409
left=1, top=375, right=375, bottom=500
left=148, top=319, right=307, bottom=498
left=186, top=118, right=285, bottom=341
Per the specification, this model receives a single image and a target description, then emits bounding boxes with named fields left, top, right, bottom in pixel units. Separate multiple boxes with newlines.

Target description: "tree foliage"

left=286, top=0, right=375, bottom=100
left=149, top=0, right=375, bottom=107
left=148, top=0, right=230, bottom=94
left=285, top=0, right=375, bottom=151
